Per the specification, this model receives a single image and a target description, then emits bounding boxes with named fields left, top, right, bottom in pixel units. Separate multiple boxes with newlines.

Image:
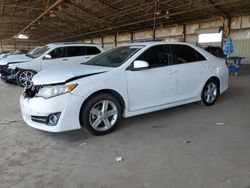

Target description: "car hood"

left=0, top=54, right=32, bottom=65
left=33, top=64, right=113, bottom=85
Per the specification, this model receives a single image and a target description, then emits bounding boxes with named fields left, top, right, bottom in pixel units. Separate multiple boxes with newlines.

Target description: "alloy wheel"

left=18, top=71, right=34, bottom=87
left=89, top=100, right=118, bottom=131
left=204, top=82, right=218, bottom=104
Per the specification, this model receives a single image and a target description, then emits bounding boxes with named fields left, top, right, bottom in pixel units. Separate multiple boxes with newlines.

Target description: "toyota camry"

left=20, top=42, right=229, bottom=135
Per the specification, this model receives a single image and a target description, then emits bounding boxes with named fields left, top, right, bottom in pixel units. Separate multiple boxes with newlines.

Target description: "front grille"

left=0, top=65, right=8, bottom=74
left=31, top=115, right=48, bottom=124
left=0, top=65, right=16, bottom=78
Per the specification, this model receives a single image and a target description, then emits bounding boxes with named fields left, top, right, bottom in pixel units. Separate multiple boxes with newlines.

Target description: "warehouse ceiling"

left=0, top=0, right=250, bottom=43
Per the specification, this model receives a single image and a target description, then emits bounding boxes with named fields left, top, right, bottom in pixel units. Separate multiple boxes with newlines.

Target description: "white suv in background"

left=2, top=43, right=103, bottom=87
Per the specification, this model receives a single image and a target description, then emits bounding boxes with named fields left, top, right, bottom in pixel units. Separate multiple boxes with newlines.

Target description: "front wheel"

left=16, top=70, right=36, bottom=88
left=80, top=93, right=122, bottom=136
left=201, top=79, right=219, bottom=106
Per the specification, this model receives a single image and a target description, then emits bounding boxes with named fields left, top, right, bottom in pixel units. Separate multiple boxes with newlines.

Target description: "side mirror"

left=133, top=60, right=149, bottom=70
left=43, top=54, right=52, bottom=60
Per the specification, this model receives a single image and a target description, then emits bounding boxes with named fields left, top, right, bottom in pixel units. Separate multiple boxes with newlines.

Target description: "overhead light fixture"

left=49, top=10, right=56, bottom=17
left=155, top=11, right=161, bottom=15
left=58, top=5, right=62, bottom=11
left=15, top=34, right=29, bottom=40
left=165, top=10, right=170, bottom=19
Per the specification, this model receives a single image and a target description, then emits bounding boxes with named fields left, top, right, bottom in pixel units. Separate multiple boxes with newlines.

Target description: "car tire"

left=201, top=79, right=219, bottom=106
left=16, top=70, right=36, bottom=88
left=80, top=93, right=122, bottom=136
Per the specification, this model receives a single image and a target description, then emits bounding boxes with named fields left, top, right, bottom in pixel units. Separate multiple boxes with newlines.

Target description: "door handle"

left=204, top=65, right=209, bottom=69
left=62, top=59, right=68, bottom=61
left=169, top=70, right=177, bottom=75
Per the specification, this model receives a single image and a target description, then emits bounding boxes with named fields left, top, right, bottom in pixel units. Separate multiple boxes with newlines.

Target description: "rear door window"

left=170, top=45, right=206, bottom=65
left=85, top=47, right=101, bottom=55
left=67, top=46, right=86, bottom=57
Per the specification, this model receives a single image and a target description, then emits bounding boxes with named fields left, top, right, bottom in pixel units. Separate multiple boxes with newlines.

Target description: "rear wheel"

left=201, top=79, right=219, bottom=106
left=80, top=93, right=122, bottom=135
left=16, top=70, right=36, bottom=88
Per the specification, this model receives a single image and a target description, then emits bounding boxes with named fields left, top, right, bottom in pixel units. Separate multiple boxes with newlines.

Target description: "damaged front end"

left=0, top=65, right=17, bottom=83
left=23, top=85, right=43, bottom=99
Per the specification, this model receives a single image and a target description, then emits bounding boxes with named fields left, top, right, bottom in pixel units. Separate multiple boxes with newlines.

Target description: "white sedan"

left=20, top=42, right=229, bottom=135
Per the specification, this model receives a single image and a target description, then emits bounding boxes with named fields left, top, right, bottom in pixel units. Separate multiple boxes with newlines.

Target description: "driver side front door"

left=42, top=47, right=68, bottom=70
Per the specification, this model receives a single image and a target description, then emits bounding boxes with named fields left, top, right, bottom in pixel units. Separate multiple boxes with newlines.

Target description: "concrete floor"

left=0, top=66, right=250, bottom=188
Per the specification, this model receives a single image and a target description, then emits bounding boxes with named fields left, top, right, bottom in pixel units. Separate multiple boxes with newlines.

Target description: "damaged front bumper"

left=20, top=87, right=83, bottom=132
left=0, top=65, right=17, bottom=82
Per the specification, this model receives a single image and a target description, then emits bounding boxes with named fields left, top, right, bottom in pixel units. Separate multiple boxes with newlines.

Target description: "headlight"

left=36, top=84, right=78, bottom=99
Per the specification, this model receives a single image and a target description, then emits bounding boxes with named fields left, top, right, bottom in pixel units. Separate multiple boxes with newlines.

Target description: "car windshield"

left=28, top=46, right=49, bottom=58
left=85, top=45, right=144, bottom=67
left=27, top=48, right=36, bottom=54
left=26, top=47, right=41, bottom=57
left=9, top=51, right=16, bottom=55
left=12, top=51, right=19, bottom=55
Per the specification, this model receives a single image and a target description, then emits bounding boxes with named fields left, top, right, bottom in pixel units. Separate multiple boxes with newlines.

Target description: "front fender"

left=0, top=61, right=8, bottom=66
left=8, top=63, right=18, bottom=69
left=9, top=62, right=40, bottom=72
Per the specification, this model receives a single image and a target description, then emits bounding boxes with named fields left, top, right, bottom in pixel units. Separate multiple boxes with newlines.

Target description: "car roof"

left=123, top=41, right=216, bottom=60
left=126, top=41, right=195, bottom=46
left=46, top=42, right=101, bottom=48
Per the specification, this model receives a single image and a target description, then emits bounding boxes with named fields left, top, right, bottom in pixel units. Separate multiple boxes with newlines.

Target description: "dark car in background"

left=204, top=46, right=226, bottom=59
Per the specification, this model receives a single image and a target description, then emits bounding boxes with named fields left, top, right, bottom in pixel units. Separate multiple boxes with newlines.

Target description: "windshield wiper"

left=26, top=54, right=34, bottom=58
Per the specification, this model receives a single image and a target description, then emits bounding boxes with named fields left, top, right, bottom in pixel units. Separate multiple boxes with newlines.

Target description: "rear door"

left=169, top=44, right=208, bottom=101
left=65, top=46, right=86, bottom=64
left=83, top=46, right=102, bottom=62
left=66, top=46, right=102, bottom=64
